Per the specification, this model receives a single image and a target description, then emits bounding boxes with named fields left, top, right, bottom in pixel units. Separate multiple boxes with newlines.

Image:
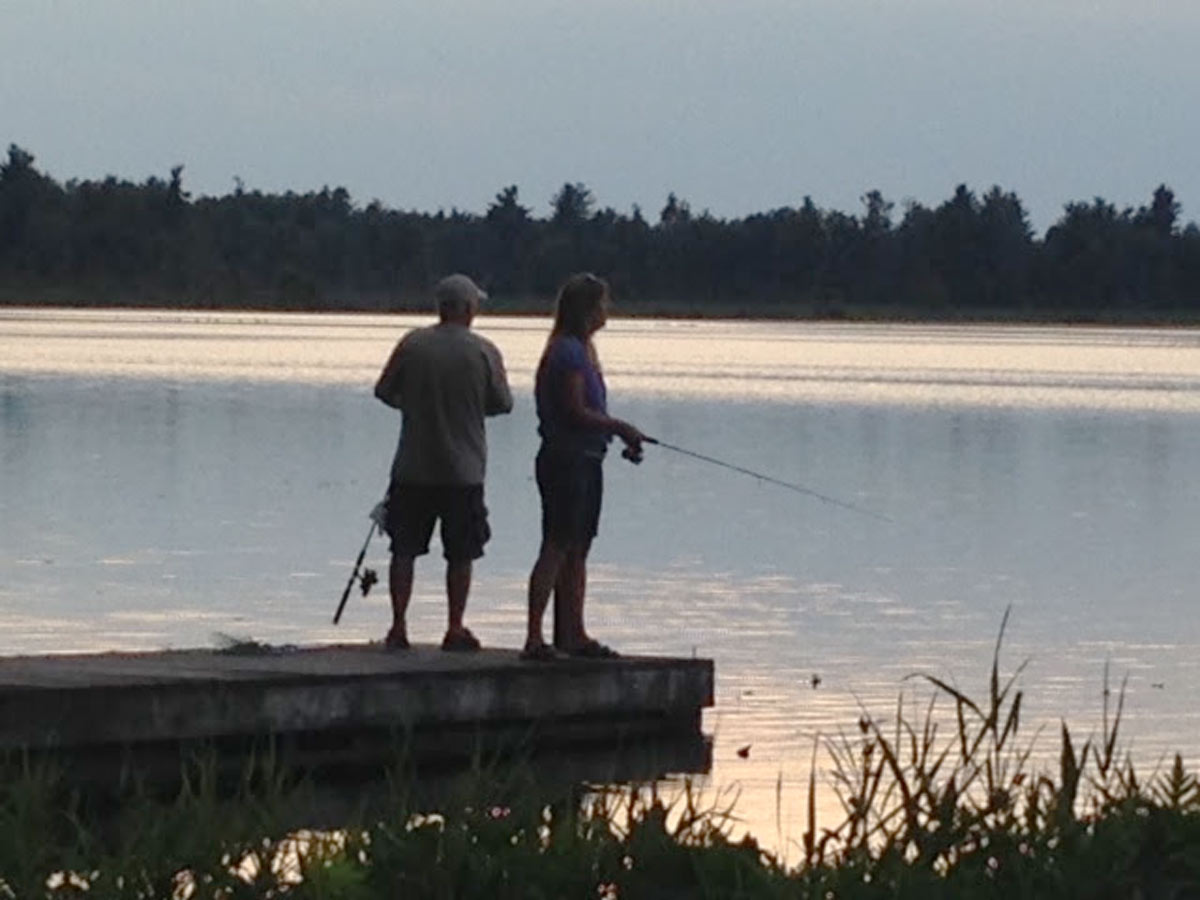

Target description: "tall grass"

left=803, top=608, right=1200, bottom=895
left=2, top=616, right=1199, bottom=898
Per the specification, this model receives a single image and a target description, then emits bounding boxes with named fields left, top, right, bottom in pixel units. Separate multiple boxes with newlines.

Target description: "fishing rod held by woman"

left=522, top=273, right=646, bottom=661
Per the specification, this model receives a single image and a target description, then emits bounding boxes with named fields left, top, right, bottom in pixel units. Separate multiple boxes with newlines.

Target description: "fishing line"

left=644, top=437, right=893, bottom=524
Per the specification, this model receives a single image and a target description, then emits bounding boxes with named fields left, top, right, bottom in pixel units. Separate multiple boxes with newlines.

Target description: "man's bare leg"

left=445, top=558, right=472, bottom=639
left=387, top=555, right=415, bottom=646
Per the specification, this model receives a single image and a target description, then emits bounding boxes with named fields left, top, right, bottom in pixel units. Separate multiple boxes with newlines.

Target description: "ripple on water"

left=6, top=312, right=1200, bottom=851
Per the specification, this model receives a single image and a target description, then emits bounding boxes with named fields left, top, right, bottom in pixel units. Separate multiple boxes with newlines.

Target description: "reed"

left=1, top=617, right=1198, bottom=898
left=800, top=609, right=1200, bottom=895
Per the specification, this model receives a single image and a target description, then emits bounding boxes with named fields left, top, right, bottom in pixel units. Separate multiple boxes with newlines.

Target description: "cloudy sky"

left=3, top=0, right=1197, bottom=232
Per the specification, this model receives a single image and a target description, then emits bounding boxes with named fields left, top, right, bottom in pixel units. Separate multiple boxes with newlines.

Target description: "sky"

left=3, top=0, right=1198, bottom=234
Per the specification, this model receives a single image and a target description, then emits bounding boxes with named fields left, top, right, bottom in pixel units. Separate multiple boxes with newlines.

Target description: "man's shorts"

left=536, top=446, right=603, bottom=550
left=384, top=483, right=490, bottom=562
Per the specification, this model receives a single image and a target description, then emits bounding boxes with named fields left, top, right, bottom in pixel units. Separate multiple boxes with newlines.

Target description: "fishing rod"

left=332, top=501, right=384, bottom=624
left=641, top=437, right=893, bottom=523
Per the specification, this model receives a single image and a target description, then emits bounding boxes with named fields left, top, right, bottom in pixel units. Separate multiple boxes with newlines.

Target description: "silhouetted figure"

left=522, top=273, right=645, bottom=661
left=375, top=274, right=513, bottom=651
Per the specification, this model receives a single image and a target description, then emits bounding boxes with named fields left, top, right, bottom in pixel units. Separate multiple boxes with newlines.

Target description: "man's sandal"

left=383, top=630, right=410, bottom=651
left=566, top=639, right=619, bottom=659
left=519, top=642, right=560, bottom=662
left=441, top=628, right=482, bottom=652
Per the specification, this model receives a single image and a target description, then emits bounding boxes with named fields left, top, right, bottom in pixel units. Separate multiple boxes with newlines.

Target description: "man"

left=374, top=274, right=513, bottom=651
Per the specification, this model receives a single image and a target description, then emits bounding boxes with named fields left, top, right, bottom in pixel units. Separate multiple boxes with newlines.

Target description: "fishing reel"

left=357, top=567, right=378, bottom=596
left=621, top=444, right=644, bottom=465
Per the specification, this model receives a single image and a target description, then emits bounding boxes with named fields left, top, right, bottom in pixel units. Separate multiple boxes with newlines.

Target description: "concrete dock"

left=0, top=644, right=713, bottom=780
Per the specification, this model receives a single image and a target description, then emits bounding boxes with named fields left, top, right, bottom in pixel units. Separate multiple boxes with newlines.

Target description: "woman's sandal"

left=519, top=642, right=560, bottom=662
left=566, top=639, right=620, bottom=659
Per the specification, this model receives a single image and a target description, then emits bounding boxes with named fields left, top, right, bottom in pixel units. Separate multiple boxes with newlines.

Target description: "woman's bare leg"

left=553, top=549, right=588, bottom=649
left=526, top=541, right=565, bottom=649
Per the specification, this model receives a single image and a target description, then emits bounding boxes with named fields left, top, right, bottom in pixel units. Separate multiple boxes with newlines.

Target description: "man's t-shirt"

left=376, top=322, right=512, bottom=485
left=535, top=335, right=609, bottom=457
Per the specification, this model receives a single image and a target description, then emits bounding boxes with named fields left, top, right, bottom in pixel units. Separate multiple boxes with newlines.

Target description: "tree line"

left=2, top=143, right=1199, bottom=320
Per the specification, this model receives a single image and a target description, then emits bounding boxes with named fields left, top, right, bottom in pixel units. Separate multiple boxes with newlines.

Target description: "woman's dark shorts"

left=536, top=445, right=603, bottom=550
left=384, top=483, right=490, bottom=562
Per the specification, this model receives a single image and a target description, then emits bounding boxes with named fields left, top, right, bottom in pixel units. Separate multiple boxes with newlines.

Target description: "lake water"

left=4, top=308, right=1200, bottom=851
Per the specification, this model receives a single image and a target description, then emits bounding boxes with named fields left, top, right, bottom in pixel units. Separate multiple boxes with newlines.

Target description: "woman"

left=522, top=273, right=645, bottom=661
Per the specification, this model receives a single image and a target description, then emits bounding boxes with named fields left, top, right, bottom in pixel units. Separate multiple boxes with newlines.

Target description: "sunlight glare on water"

left=9, top=309, right=1200, bottom=411
left=4, top=308, right=1200, bottom=848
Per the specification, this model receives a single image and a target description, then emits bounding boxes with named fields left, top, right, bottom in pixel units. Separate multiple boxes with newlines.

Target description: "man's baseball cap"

left=434, top=274, right=487, bottom=307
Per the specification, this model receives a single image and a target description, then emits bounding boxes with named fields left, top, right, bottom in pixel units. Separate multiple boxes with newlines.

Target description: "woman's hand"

left=615, top=420, right=644, bottom=447
left=616, top=421, right=646, bottom=463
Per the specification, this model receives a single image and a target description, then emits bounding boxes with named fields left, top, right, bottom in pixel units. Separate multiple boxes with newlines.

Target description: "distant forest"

left=2, top=143, right=1199, bottom=320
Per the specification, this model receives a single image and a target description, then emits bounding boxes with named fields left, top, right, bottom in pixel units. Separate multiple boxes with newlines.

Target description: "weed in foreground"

left=1, top=613, right=1199, bottom=897
left=802, top=608, right=1200, bottom=896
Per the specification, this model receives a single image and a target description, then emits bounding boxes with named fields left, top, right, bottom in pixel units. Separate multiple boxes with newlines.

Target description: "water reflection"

left=7, top=310, right=1200, bottom=411
left=3, top=309, right=1200, bottom=846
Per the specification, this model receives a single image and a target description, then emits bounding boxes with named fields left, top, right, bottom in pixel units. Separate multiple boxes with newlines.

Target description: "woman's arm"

left=561, top=371, right=644, bottom=447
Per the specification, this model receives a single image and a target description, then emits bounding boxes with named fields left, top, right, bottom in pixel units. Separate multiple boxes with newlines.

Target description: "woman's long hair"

left=551, top=273, right=608, bottom=339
